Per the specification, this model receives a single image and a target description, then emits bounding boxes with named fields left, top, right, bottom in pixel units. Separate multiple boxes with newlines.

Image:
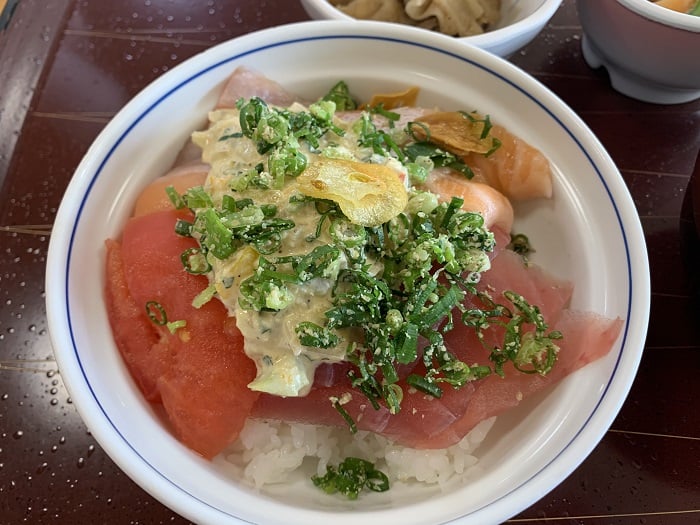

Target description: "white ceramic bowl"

left=46, top=20, right=650, bottom=525
left=577, top=0, right=700, bottom=104
left=301, top=0, right=563, bottom=57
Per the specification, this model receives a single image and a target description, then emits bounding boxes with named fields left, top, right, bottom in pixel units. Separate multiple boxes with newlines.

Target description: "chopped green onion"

left=180, top=247, right=211, bottom=274
left=294, top=245, right=341, bottom=281
left=394, top=322, right=419, bottom=364
left=332, top=399, right=358, bottom=434
left=312, top=457, right=389, bottom=500
left=508, top=233, right=533, bottom=258
left=145, top=301, right=167, bottom=326
left=166, top=319, right=187, bottom=334
left=199, top=208, right=235, bottom=259
left=165, top=185, right=185, bottom=209
left=174, top=219, right=193, bottom=237
left=406, top=374, right=443, bottom=398
left=218, top=131, right=243, bottom=141
left=485, top=137, right=502, bottom=157
left=321, top=80, right=357, bottom=111
left=295, top=321, right=340, bottom=349
left=192, top=284, right=217, bottom=309
left=183, top=186, right=213, bottom=209
left=176, top=88, right=563, bottom=439
left=329, top=218, right=366, bottom=248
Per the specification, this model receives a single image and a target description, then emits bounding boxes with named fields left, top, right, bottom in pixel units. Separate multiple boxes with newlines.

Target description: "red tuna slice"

left=250, top=364, right=467, bottom=448
left=253, top=249, right=621, bottom=450
left=254, top=306, right=622, bottom=450
left=253, top=380, right=394, bottom=436
left=106, top=210, right=259, bottom=458
left=415, top=310, right=623, bottom=449
left=252, top=361, right=465, bottom=445
left=406, top=250, right=621, bottom=449
left=105, top=239, right=168, bottom=402
left=216, top=66, right=303, bottom=108
left=476, top=248, right=574, bottom=325
left=155, top=314, right=255, bottom=460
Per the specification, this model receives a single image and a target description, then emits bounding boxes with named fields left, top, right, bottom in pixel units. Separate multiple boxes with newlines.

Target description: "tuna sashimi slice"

left=105, top=239, right=167, bottom=402
left=475, top=248, right=574, bottom=325
left=414, top=310, right=623, bottom=449
left=216, top=66, right=302, bottom=109
left=252, top=248, right=622, bottom=449
left=105, top=210, right=259, bottom=458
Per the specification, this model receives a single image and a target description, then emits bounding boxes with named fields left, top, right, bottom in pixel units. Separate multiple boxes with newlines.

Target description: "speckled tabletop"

left=0, top=1, right=699, bottom=523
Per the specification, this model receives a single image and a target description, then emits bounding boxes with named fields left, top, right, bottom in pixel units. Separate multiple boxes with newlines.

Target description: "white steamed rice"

left=215, top=417, right=496, bottom=492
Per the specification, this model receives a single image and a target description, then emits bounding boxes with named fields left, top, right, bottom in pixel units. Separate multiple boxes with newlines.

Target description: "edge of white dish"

left=618, top=0, right=700, bottom=32
left=300, top=0, right=563, bottom=57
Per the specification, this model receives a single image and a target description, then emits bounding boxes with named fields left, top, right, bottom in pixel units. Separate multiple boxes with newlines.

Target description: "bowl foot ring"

left=581, top=35, right=700, bottom=105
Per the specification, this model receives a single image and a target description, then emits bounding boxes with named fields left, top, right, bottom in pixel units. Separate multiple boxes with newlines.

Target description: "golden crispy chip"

left=413, top=111, right=494, bottom=155
left=363, top=86, right=420, bottom=110
left=297, top=157, right=408, bottom=227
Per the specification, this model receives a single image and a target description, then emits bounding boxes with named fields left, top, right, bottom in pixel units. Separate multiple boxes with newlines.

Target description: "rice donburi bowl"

left=45, top=21, right=649, bottom=525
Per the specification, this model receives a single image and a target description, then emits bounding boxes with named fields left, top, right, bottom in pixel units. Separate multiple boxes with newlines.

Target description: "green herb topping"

left=145, top=301, right=186, bottom=334
left=508, top=233, right=533, bottom=259
left=312, top=457, right=389, bottom=500
left=178, top=81, right=561, bottom=433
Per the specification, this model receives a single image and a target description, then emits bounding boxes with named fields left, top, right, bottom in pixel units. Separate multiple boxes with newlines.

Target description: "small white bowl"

left=301, top=0, right=563, bottom=57
left=577, top=0, right=700, bottom=104
left=46, top=20, right=649, bottom=525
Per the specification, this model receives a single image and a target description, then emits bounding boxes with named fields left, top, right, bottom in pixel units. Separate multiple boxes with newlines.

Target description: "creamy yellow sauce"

left=191, top=106, right=406, bottom=397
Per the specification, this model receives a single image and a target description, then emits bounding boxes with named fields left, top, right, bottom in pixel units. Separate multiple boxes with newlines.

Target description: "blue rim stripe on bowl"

left=63, top=32, right=638, bottom=523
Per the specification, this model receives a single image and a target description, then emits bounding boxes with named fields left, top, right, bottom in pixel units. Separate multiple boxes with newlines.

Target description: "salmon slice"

left=653, top=0, right=696, bottom=13
left=133, top=163, right=209, bottom=216
left=463, top=124, right=553, bottom=201
left=422, top=168, right=515, bottom=233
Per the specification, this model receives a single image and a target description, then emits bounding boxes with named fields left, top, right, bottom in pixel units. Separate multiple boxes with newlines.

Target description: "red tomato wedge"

left=104, top=210, right=259, bottom=458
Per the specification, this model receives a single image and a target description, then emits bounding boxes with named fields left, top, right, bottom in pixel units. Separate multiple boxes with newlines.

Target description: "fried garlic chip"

left=297, top=158, right=408, bottom=227
left=413, top=111, right=495, bottom=156
left=364, top=86, right=420, bottom=110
